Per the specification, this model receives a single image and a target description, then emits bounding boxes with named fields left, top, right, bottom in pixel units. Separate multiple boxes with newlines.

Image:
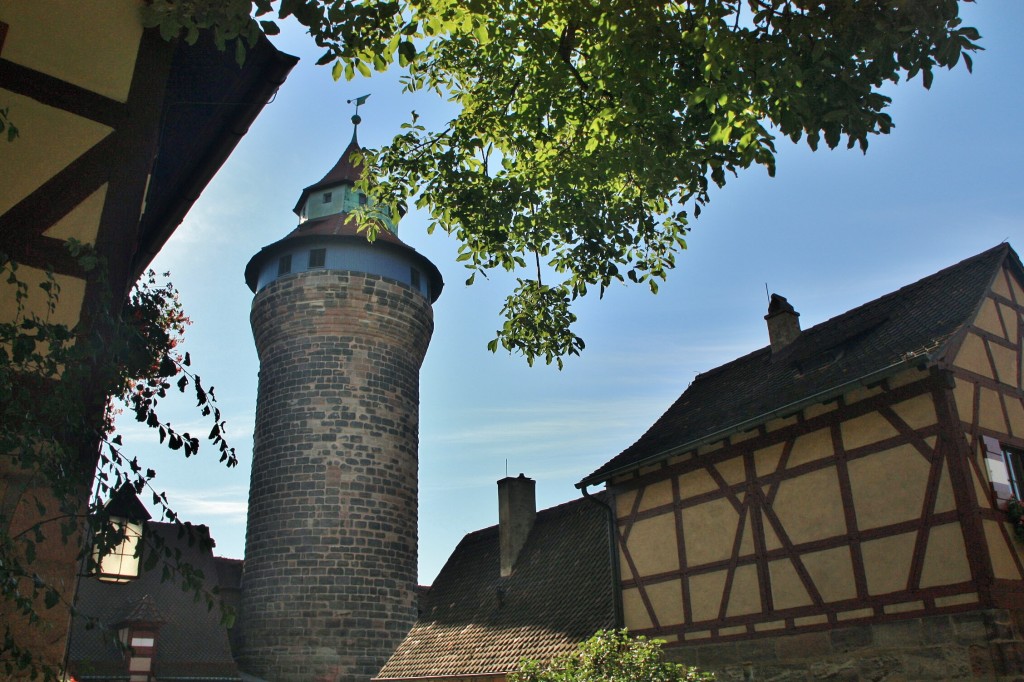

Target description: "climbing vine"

left=0, top=244, right=236, bottom=680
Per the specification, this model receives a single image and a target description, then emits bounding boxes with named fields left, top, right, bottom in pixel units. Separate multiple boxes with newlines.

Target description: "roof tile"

left=376, top=495, right=617, bottom=679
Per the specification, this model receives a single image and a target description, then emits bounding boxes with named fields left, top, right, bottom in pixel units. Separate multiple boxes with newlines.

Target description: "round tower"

left=238, top=116, right=443, bottom=682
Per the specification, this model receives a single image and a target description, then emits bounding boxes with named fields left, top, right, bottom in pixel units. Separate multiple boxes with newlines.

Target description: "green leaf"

left=398, top=41, right=416, bottom=67
left=473, top=23, right=489, bottom=44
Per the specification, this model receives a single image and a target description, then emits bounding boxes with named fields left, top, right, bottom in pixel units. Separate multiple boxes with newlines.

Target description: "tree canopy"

left=511, top=629, right=714, bottom=682
left=144, top=0, right=981, bottom=367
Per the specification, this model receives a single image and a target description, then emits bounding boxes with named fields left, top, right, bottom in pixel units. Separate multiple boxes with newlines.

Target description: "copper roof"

left=293, top=130, right=363, bottom=215
left=376, top=495, right=618, bottom=680
left=580, top=244, right=1020, bottom=487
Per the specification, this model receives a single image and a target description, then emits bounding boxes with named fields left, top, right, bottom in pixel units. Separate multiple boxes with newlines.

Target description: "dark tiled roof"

left=113, top=594, right=167, bottom=626
left=213, top=557, right=244, bottom=658
left=133, top=32, right=297, bottom=279
left=581, top=244, right=1019, bottom=486
left=214, top=556, right=243, bottom=592
left=376, top=495, right=618, bottom=679
left=293, top=132, right=363, bottom=215
left=68, top=522, right=239, bottom=681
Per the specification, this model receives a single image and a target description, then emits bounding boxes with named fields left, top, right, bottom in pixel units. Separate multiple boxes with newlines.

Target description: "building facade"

left=580, top=244, right=1024, bottom=679
left=385, top=244, right=1024, bottom=681
left=0, top=0, right=295, bottom=670
left=67, top=487, right=242, bottom=682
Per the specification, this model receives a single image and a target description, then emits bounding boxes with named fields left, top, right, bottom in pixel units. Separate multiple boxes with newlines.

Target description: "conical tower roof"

left=291, top=128, right=363, bottom=216
left=244, top=115, right=443, bottom=301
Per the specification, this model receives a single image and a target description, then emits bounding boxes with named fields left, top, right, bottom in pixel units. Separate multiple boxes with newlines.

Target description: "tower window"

left=410, top=268, right=421, bottom=289
left=359, top=193, right=368, bottom=206
left=322, top=191, right=332, bottom=204
left=309, top=248, right=326, bottom=268
left=278, top=254, right=292, bottom=276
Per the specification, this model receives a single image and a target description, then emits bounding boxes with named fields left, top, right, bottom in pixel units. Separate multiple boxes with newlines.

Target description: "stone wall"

left=666, top=609, right=1024, bottom=681
left=238, top=270, right=434, bottom=682
left=0, top=467, right=83, bottom=674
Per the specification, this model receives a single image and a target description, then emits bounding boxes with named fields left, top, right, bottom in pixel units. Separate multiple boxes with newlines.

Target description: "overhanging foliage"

left=144, top=0, right=981, bottom=366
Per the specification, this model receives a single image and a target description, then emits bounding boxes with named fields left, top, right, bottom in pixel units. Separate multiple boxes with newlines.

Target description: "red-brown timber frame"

left=609, top=337, right=1024, bottom=645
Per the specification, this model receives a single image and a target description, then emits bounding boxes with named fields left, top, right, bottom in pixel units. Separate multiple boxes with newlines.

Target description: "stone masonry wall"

left=239, top=270, right=434, bottom=682
left=666, top=608, right=1024, bottom=681
left=0, top=467, right=83, bottom=675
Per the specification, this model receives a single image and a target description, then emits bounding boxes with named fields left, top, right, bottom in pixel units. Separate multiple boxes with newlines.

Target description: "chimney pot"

left=765, top=294, right=801, bottom=353
left=497, top=474, right=536, bottom=577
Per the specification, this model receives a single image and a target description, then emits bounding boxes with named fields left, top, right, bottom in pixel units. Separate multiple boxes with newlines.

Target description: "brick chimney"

left=498, top=474, right=536, bottom=577
left=765, top=294, right=801, bottom=353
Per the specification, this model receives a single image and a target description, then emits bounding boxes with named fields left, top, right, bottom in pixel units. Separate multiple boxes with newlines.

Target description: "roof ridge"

left=580, top=243, right=1014, bottom=487
left=797, top=242, right=1008, bottom=340
left=459, top=493, right=605, bottom=542
left=685, top=245, right=1009, bottom=388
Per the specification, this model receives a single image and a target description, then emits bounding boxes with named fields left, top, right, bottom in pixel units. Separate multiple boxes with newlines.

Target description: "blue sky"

left=115, top=2, right=1024, bottom=584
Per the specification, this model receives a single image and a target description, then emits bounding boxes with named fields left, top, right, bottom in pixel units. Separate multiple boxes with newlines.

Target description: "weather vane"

left=347, top=94, right=370, bottom=126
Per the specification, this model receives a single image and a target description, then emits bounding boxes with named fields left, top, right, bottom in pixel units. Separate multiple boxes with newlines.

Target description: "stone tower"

left=238, top=116, right=443, bottom=682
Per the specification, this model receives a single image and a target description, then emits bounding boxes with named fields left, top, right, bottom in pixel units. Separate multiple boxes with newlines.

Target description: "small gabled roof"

left=292, top=131, right=363, bottom=215
left=375, top=495, right=618, bottom=680
left=580, top=243, right=1021, bottom=488
left=112, top=594, right=167, bottom=627
left=104, top=484, right=152, bottom=522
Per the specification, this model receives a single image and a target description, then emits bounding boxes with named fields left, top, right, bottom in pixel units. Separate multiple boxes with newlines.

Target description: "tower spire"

left=347, top=93, right=370, bottom=144
left=288, top=93, right=397, bottom=231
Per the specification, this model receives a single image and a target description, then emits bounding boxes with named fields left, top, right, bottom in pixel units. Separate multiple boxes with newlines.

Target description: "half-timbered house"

left=0, top=0, right=295, bottom=670
left=578, top=242, right=1024, bottom=678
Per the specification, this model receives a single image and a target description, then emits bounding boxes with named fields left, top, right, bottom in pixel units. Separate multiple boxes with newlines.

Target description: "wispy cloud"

left=163, top=487, right=249, bottom=522
left=427, top=397, right=654, bottom=445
